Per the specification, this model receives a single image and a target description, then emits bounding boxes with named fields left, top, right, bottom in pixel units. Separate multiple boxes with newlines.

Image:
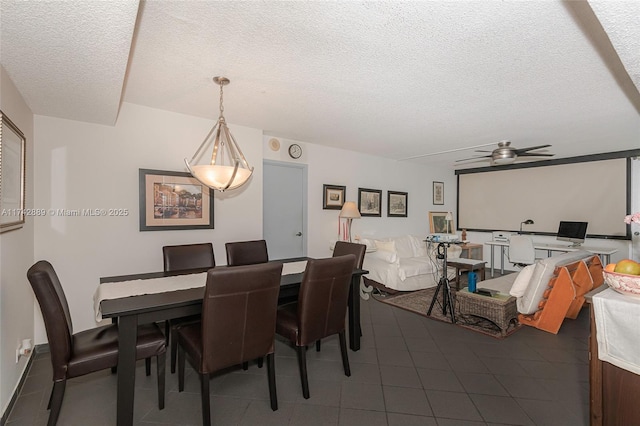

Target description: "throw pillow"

left=375, top=240, right=396, bottom=253
left=358, top=238, right=375, bottom=250
left=509, top=264, right=536, bottom=298
left=368, top=249, right=398, bottom=264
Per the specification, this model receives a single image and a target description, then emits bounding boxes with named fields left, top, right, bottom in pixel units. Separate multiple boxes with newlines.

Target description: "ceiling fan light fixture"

left=491, top=150, right=516, bottom=164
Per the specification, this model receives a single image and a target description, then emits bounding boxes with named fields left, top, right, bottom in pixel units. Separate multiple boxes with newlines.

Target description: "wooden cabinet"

left=588, top=298, right=640, bottom=425
left=460, top=243, right=483, bottom=260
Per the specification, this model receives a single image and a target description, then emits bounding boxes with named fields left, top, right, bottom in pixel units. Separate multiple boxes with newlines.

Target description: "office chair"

left=508, top=235, right=536, bottom=267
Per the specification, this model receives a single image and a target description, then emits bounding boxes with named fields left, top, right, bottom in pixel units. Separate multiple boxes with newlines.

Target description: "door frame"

left=263, top=160, right=308, bottom=257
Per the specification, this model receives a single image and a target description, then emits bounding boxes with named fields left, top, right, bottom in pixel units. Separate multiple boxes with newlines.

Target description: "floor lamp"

left=339, top=202, right=361, bottom=242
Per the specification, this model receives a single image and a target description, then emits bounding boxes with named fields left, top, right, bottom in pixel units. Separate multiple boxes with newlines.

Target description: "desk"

left=485, top=241, right=617, bottom=277
left=97, top=258, right=367, bottom=426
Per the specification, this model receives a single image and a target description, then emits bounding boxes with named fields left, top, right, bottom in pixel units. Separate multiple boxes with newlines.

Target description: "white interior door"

left=263, top=161, right=307, bottom=259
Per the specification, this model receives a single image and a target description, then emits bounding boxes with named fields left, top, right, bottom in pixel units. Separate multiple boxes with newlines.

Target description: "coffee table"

left=456, top=287, right=518, bottom=336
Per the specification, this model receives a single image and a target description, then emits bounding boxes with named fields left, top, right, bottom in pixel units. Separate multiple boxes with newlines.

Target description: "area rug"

left=375, top=287, right=523, bottom=339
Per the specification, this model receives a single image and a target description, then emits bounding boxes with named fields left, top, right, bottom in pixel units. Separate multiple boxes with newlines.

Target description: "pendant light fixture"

left=185, top=76, right=254, bottom=192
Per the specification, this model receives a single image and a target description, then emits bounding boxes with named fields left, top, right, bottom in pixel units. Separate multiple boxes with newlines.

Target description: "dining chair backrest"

left=163, top=243, right=215, bottom=272
left=225, top=239, right=269, bottom=266
left=297, top=255, right=356, bottom=346
left=333, top=241, right=366, bottom=269
left=200, top=262, right=283, bottom=373
left=27, top=260, right=74, bottom=380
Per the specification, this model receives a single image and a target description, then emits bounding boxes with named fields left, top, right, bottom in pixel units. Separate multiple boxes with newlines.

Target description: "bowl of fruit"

left=603, top=259, right=640, bottom=298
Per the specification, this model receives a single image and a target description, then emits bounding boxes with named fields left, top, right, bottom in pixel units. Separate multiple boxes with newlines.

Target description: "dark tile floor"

left=5, top=295, right=590, bottom=425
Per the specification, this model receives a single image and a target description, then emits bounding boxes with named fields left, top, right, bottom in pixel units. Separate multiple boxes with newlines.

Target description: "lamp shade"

left=339, top=202, right=361, bottom=219
left=185, top=77, right=253, bottom=192
left=445, top=212, right=453, bottom=221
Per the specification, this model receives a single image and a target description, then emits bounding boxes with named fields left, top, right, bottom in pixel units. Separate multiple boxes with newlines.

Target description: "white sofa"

left=358, top=235, right=462, bottom=298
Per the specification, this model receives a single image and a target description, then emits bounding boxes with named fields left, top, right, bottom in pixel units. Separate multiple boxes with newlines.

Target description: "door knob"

left=295, top=232, right=302, bottom=236
left=635, top=231, right=640, bottom=236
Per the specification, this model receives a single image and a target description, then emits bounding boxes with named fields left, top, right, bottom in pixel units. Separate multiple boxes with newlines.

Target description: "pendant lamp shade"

left=185, top=77, right=254, bottom=192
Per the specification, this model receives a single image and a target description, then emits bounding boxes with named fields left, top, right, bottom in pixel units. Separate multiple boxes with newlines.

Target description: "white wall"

left=263, top=136, right=458, bottom=259
left=33, top=103, right=263, bottom=340
left=0, top=66, right=35, bottom=417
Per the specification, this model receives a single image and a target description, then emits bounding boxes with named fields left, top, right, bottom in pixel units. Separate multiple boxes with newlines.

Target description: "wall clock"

left=288, top=143, right=302, bottom=159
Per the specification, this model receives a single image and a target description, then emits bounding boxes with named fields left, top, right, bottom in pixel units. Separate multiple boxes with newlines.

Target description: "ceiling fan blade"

left=455, top=154, right=492, bottom=162
left=474, top=149, right=492, bottom=153
left=517, top=152, right=555, bottom=157
left=514, top=144, right=552, bottom=154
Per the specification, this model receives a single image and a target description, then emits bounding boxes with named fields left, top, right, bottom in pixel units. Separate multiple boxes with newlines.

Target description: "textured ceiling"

left=0, top=0, right=139, bottom=125
left=1, top=0, right=639, bottom=167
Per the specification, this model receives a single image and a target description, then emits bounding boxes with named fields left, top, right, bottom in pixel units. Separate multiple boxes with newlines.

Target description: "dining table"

left=95, top=257, right=367, bottom=426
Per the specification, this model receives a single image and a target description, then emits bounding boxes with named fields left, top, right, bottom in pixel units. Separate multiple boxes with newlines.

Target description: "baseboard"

left=0, top=344, right=47, bottom=426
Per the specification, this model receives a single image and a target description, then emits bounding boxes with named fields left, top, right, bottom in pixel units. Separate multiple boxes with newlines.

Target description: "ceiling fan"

left=456, top=140, right=554, bottom=165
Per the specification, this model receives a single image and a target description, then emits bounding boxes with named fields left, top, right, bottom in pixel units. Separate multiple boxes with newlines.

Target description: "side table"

left=460, top=243, right=483, bottom=260
left=447, top=258, right=486, bottom=290
left=456, top=287, right=518, bottom=336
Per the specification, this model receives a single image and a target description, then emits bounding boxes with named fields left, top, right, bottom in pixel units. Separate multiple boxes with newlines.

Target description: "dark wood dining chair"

left=225, top=239, right=269, bottom=266
left=275, top=254, right=356, bottom=399
left=27, top=260, right=166, bottom=426
left=162, top=243, right=215, bottom=373
left=312, top=241, right=367, bottom=351
left=177, top=262, right=283, bottom=426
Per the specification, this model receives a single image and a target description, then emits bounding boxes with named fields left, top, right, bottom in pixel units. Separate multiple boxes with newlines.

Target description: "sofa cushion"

left=398, top=257, right=434, bottom=280
left=410, top=235, right=429, bottom=257
left=517, top=250, right=594, bottom=314
left=368, top=248, right=398, bottom=264
left=509, top=264, right=536, bottom=298
left=392, top=235, right=416, bottom=259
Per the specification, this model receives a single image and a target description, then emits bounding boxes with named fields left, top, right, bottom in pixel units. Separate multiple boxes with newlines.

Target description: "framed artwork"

left=429, top=211, right=455, bottom=234
left=387, top=191, right=408, bottom=217
left=433, top=181, right=444, bottom=205
left=358, top=188, right=382, bottom=217
left=323, top=184, right=346, bottom=210
left=0, top=111, right=26, bottom=233
left=139, top=168, right=214, bottom=231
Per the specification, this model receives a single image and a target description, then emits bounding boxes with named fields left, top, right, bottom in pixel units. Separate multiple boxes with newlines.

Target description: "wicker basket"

left=603, top=270, right=640, bottom=298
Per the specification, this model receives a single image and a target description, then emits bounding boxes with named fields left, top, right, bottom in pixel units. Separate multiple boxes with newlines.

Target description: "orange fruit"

left=604, top=263, right=617, bottom=272
left=614, top=259, right=640, bottom=275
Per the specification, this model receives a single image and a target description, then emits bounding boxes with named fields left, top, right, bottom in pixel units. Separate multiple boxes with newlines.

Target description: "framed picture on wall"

left=358, top=188, right=382, bottom=217
left=433, top=181, right=444, bottom=205
left=429, top=211, right=454, bottom=234
left=323, top=184, right=346, bottom=210
left=0, top=111, right=26, bottom=233
left=387, top=191, right=408, bottom=217
left=139, top=168, right=214, bottom=231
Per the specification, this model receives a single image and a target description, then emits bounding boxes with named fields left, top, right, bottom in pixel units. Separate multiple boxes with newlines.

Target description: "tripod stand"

left=427, top=242, right=456, bottom=323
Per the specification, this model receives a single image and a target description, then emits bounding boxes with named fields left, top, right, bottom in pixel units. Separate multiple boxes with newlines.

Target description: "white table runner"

left=94, top=260, right=308, bottom=322
left=593, top=287, right=640, bottom=375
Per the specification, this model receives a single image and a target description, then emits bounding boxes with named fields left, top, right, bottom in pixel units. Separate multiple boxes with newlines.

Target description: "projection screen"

left=457, top=157, right=629, bottom=238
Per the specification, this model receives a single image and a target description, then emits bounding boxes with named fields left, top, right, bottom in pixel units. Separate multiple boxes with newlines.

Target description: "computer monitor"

left=556, top=221, right=588, bottom=247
